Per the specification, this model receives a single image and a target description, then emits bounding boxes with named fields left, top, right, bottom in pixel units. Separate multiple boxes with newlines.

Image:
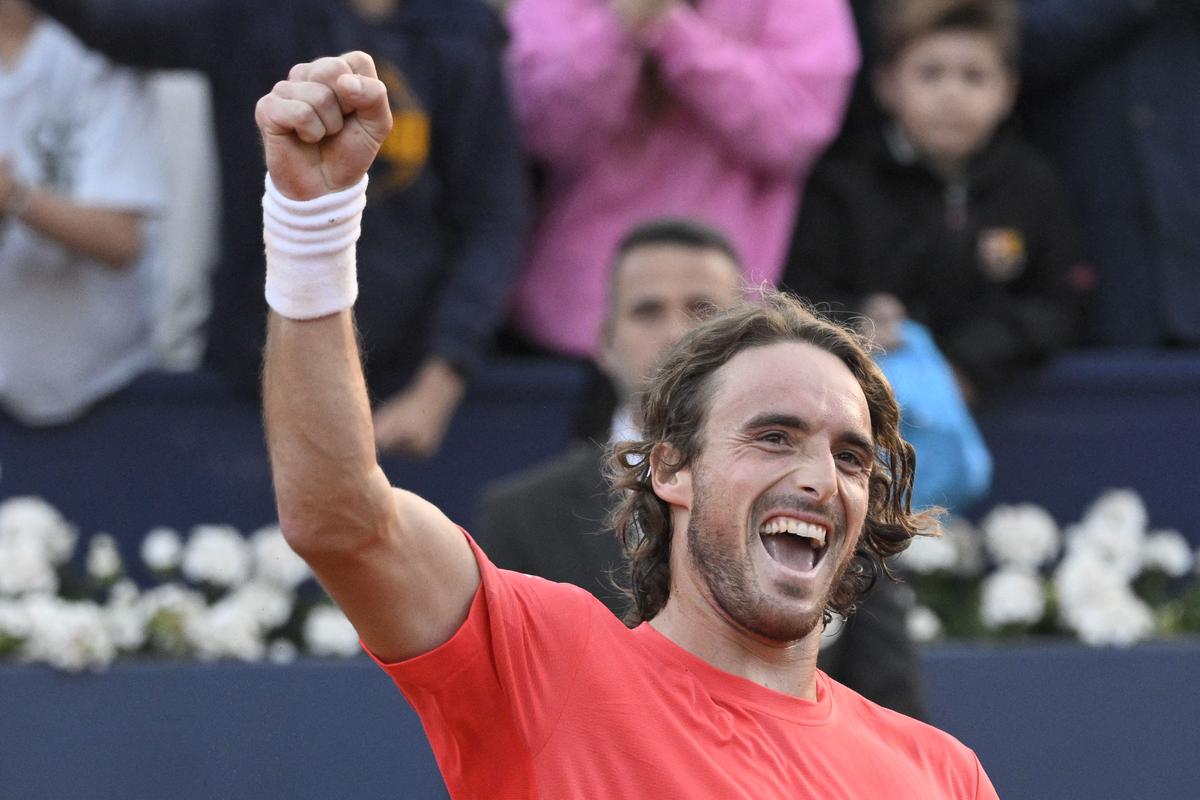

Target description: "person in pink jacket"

left=505, top=0, right=860, bottom=358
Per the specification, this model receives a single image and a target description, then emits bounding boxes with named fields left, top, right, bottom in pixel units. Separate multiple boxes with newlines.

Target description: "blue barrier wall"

left=3, top=642, right=1198, bottom=799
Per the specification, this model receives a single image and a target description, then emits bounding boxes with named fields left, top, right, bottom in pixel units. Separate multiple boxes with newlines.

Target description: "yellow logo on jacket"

left=371, top=61, right=430, bottom=198
left=977, top=228, right=1026, bottom=282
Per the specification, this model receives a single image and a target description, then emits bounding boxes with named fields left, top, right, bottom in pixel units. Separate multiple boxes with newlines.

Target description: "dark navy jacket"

left=33, top=0, right=529, bottom=393
left=1019, top=0, right=1200, bottom=346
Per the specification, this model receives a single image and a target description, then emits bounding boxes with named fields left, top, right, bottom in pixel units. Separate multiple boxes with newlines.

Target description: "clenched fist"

left=255, top=51, right=393, bottom=201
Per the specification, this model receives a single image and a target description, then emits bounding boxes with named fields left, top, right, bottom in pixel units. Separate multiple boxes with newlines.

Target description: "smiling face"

left=875, top=30, right=1015, bottom=170
left=657, top=341, right=874, bottom=642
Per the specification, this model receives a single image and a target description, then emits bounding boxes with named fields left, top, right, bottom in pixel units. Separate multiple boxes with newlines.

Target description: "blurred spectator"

left=148, top=71, right=219, bottom=372
left=0, top=0, right=164, bottom=425
left=504, top=0, right=859, bottom=358
left=783, top=0, right=1090, bottom=400
left=31, top=0, right=529, bottom=458
left=1018, top=0, right=1200, bottom=347
left=476, top=218, right=929, bottom=719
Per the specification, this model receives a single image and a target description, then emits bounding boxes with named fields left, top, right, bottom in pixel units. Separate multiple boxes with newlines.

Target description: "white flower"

left=907, top=605, right=943, bottom=643
left=0, top=534, right=58, bottom=596
left=268, top=638, right=299, bottom=664
left=303, top=604, right=361, bottom=658
left=21, top=596, right=116, bottom=671
left=0, top=598, right=32, bottom=642
left=104, top=580, right=148, bottom=652
left=1064, top=516, right=1144, bottom=579
left=141, top=527, right=183, bottom=573
left=981, top=504, right=1060, bottom=570
left=225, top=580, right=294, bottom=630
left=86, top=533, right=123, bottom=582
left=250, top=524, right=310, bottom=589
left=946, top=517, right=986, bottom=578
left=140, top=583, right=207, bottom=620
left=896, top=531, right=958, bottom=574
left=181, top=525, right=252, bottom=588
left=0, top=496, right=77, bottom=565
left=1082, top=488, right=1148, bottom=539
left=1142, top=530, right=1193, bottom=578
left=1054, top=549, right=1128, bottom=616
left=980, top=568, right=1046, bottom=629
left=185, top=597, right=266, bottom=662
left=140, top=584, right=206, bottom=655
left=1066, top=591, right=1154, bottom=648
left=1052, top=548, right=1154, bottom=646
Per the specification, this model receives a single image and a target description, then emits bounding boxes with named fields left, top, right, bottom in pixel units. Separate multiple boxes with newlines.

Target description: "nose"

left=791, top=449, right=838, bottom=504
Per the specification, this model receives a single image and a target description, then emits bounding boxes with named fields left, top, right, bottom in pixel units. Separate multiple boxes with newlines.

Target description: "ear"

left=650, top=442, right=692, bottom=510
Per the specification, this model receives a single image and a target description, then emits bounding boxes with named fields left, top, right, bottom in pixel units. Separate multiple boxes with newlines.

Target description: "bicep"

left=311, top=487, right=481, bottom=664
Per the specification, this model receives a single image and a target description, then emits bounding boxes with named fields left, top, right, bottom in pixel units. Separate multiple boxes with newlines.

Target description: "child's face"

left=875, top=30, right=1016, bottom=168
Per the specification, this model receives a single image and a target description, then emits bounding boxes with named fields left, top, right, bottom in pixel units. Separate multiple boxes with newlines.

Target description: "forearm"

left=8, top=186, right=142, bottom=268
left=264, top=311, right=394, bottom=549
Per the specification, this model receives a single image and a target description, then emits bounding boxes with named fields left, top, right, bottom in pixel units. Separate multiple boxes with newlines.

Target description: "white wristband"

left=263, top=173, right=368, bottom=320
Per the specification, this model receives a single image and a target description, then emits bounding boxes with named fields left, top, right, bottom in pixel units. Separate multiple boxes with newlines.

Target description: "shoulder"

left=826, top=677, right=986, bottom=788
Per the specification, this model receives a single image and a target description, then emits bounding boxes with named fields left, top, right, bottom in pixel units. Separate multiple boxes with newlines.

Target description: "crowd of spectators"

left=1, top=0, right=1197, bottom=671
left=3, top=0, right=1196, bottom=432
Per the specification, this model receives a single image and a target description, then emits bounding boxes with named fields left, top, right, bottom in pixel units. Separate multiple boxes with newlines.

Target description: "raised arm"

left=257, top=53, right=479, bottom=664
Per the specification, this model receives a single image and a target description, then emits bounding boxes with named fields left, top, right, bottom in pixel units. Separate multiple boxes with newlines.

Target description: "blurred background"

left=1, top=0, right=1197, bottom=797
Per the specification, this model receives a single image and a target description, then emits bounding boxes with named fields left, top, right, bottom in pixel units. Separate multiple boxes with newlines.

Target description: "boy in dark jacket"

left=783, top=0, right=1090, bottom=399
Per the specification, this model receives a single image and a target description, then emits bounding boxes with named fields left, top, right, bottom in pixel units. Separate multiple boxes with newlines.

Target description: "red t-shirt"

left=371, top=534, right=999, bottom=799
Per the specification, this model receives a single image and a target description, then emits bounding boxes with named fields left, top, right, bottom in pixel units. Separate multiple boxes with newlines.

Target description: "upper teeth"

left=759, top=518, right=827, bottom=548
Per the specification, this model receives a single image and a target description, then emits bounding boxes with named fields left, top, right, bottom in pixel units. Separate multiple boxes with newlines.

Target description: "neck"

left=650, top=578, right=822, bottom=700
left=0, top=3, right=36, bottom=68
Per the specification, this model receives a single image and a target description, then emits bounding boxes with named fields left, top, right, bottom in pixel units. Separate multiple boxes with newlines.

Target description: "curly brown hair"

left=607, top=291, right=939, bottom=626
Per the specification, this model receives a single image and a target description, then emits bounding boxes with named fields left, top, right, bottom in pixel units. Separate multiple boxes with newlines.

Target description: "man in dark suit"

left=475, top=218, right=927, bottom=719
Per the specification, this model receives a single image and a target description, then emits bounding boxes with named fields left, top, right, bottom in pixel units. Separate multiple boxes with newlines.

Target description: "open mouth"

left=759, top=517, right=828, bottom=574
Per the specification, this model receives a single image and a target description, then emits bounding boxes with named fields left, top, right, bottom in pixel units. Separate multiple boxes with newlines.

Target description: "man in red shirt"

left=257, top=51, right=1000, bottom=798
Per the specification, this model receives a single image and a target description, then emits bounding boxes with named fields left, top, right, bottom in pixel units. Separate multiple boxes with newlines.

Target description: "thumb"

left=335, top=73, right=393, bottom=145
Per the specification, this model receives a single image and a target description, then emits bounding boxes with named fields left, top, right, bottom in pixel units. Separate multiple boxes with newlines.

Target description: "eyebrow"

left=742, top=412, right=874, bottom=453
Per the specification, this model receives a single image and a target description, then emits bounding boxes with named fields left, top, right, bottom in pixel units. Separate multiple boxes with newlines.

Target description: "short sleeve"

left=367, top=531, right=599, bottom=757
left=974, top=754, right=1001, bottom=800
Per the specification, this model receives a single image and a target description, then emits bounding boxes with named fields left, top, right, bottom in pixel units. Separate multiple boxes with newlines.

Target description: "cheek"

left=840, top=476, right=871, bottom=524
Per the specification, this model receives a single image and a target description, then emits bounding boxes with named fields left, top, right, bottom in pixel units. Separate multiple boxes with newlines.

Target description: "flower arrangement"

left=899, top=488, right=1200, bottom=647
left=2, top=487, right=1198, bottom=671
left=0, top=496, right=360, bottom=672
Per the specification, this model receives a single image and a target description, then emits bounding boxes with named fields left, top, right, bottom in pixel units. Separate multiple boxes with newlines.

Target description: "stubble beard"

left=686, top=474, right=855, bottom=643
